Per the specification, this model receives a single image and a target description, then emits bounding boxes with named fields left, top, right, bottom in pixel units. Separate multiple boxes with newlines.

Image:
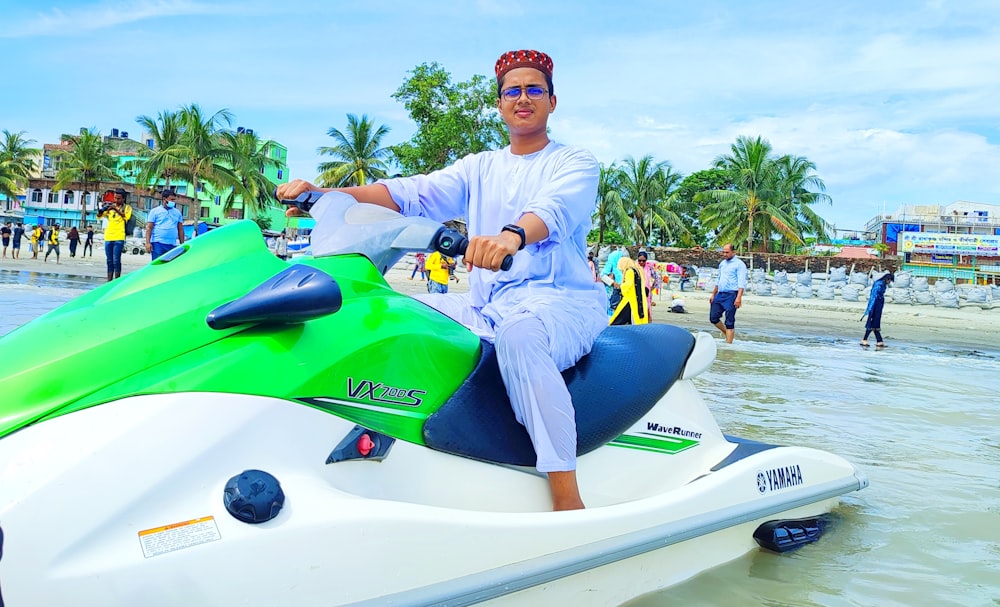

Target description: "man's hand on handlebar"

left=464, top=232, right=520, bottom=272
left=277, top=179, right=321, bottom=216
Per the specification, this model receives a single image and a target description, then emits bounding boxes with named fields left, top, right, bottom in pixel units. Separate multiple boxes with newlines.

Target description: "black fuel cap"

left=223, top=469, right=285, bottom=524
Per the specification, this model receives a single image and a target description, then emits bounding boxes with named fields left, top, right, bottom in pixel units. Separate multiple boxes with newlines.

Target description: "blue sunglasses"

left=500, top=86, right=549, bottom=101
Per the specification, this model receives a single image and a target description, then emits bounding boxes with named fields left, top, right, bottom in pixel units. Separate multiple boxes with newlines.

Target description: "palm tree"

left=647, top=163, right=688, bottom=246
left=216, top=129, right=282, bottom=217
left=175, top=104, right=233, bottom=212
left=316, top=114, right=392, bottom=187
left=130, top=110, right=186, bottom=191
left=52, top=128, right=119, bottom=226
left=700, top=135, right=799, bottom=252
left=592, top=162, right=628, bottom=245
left=0, top=130, right=40, bottom=203
left=0, top=165, right=16, bottom=204
left=772, top=154, right=832, bottom=251
left=616, top=155, right=689, bottom=246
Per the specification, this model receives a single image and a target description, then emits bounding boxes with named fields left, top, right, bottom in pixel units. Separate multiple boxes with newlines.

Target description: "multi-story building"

left=864, top=201, right=1000, bottom=283
left=21, top=129, right=290, bottom=235
left=0, top=193, right=25, bottom=224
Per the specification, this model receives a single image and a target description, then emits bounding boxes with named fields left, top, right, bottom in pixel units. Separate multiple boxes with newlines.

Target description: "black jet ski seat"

left=423, top=323, right=697, bottom=467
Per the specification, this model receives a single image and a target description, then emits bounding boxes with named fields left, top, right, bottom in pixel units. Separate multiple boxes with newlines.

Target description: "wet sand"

left=4, top=250, right=998, bottom=354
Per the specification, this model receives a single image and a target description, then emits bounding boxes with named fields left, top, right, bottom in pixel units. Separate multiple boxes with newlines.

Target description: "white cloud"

left=0, top=0, right=266, bottom=38
left=5, top=0, right=1000, bottom=229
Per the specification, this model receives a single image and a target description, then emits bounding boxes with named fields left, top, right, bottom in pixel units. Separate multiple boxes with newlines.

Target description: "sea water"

left=3, top=271, right=999, bottom=607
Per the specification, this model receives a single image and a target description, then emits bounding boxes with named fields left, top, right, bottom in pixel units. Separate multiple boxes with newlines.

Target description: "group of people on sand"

left=1, top=221, right=96, bottom=264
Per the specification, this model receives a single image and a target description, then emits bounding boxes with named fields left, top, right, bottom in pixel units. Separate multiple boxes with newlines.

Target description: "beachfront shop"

left=899, top=232, right=1000, bottom=284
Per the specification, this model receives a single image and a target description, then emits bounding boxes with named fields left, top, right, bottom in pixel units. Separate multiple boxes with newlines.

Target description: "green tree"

left=216, top=129, right=282, bottom=216
left=174, top=104, right=234, bottom=212
left=699, top=135, right=799, bottom=252
left=130, top=110, right=186, bottom=191
left=772, top=154, right=832, bottom=251
left=390, top=63, right=508, bottom=174
left=316, top=114, right=392, bottom=187
left=0, top=130, right=40, bottom=202
left=253, top=215, right=272, bottom=231
left=615, top=155, right=688, bottom=246
left=52, top=128, right=119, bottom=226
left=591, top=162, right=628, bottom=246
left=675, top=168, right=734, bottom=247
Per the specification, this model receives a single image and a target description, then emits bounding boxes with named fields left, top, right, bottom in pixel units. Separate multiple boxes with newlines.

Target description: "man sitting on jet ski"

left=277, top=49, right=606, bottom=510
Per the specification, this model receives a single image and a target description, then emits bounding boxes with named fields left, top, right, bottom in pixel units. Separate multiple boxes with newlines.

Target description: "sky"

left=3, top=0, right=1000, bottom=231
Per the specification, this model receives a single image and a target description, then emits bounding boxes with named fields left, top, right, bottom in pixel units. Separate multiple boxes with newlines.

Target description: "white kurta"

left=379, top=141, right=607, bottom=471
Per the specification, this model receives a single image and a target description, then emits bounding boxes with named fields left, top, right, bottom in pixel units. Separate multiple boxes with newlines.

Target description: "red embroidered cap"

left=495, top=50, right=554, bottom=82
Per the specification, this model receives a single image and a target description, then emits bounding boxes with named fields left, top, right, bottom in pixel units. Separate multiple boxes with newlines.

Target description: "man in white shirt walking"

left=709, top=243, right=748, bottom=343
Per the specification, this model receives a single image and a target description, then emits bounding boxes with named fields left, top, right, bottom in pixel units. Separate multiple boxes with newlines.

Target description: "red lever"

left=357, top=434, right=375, bottom=457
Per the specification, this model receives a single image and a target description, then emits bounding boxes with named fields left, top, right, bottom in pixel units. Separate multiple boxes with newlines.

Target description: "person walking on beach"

left=274, top=231, right=289, bottom=260
left=424, top=250, right=452, bottom=294
left=30, top=224, right=43, bottom=260
left=609, top=255, right=650, bottom=325
left=11, top=222, right=24, bottom=259
left=98, top=188, right=132, bottom=281
left=82, top=225, right=94, bottom=257
left=679, top=265, right=695, bottom=292
left=1, top=222, right=10, bottom=258
left=409, top=252, right=427, bottom=280
left=637, top=251, right=658, bottom=321
left=145, top=188, right=185, bottom=260
left=601, top=249, right=628, bottom=315
left=709, top=243, right=748, bottom=344
left=587, top=251, right=599, bottom=282
left=277, top=49, right=606, bottom=511
left=67, top=226, right=80, bottom=257
left=44, top=224, right=61, bottom=264
left=861, top=272, right=894, bottom=348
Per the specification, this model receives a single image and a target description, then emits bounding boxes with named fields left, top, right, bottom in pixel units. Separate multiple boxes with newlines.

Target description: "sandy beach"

left=4, top=249, right=998, bottom=353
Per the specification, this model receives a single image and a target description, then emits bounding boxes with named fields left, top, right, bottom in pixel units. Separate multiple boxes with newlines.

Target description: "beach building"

left=21, top=128, right=291, bottom=234
left=864, top=201, right=1000, bottom=283
left=0, top=193, right=25, bottom=224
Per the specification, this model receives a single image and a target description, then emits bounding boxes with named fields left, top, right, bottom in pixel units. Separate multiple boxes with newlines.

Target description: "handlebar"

left=276, top=190, right=323, bottom=214
left=433, top=227, right=514, bottom=272
left=275, top=189, right=512, bottom=271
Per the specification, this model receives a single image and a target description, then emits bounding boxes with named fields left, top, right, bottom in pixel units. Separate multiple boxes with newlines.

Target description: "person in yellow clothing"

left=609, top=256, right=649, bottom=325
left=97, top=188, right=133, bottom=281
left=43, top=224, right=61, bottom=264
left=30, top=224, right=43, bottom=259
left=424, top=251, right=454, bottom=294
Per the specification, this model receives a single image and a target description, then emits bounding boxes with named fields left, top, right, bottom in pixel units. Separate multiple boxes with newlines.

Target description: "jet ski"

left=0, top=192, right=867, bottom=606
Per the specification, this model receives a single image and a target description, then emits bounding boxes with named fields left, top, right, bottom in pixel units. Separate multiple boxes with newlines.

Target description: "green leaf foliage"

left=316, top=114, right=392, bottom=187
left=0, top=130, right=40, bottom=202
left=390, top=63, right=508, bottom=175
left=52, top=128, right=121, bottom=226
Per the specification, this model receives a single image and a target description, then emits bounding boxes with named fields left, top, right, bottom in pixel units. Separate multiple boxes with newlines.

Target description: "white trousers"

left=414, top=292, right=604, bottom=472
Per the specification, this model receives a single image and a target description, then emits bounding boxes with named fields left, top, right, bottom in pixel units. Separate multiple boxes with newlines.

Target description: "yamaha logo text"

left=757, top=464, right=804, bottom=493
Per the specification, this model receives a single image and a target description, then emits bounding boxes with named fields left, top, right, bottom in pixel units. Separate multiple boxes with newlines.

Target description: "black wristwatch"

left=501, top=224, right=526, bottom=250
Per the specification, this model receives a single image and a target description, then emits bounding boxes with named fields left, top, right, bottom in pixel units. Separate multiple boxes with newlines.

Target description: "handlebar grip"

left=273, top=189, right=323, bottom=213
left=444, top=228, right=514, bottom=271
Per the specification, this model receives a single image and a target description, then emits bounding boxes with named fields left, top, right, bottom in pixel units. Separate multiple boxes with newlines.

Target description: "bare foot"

left=548, top=470, right=585, bottom=511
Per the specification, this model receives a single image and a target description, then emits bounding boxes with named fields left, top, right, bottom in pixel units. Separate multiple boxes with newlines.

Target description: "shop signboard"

left=899, top=232, right=1000, bottom=257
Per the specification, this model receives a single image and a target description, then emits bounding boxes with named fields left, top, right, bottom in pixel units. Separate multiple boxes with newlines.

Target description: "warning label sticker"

left=138, top=516, right=221, bottom=558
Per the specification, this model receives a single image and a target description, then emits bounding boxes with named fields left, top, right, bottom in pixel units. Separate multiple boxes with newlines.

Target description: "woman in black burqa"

left=861, top=272, right=894, bottom=347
